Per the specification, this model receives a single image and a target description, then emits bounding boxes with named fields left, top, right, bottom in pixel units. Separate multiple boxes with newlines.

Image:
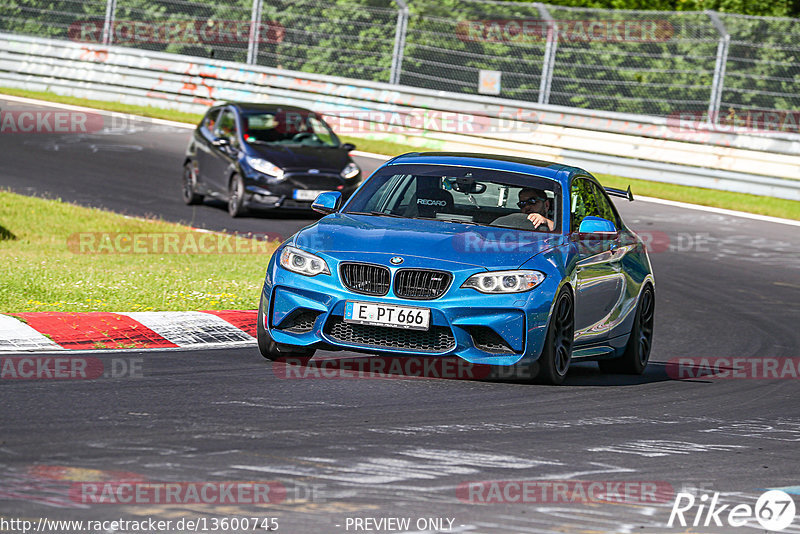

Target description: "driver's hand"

left=527, top=213, right=554, bottom=231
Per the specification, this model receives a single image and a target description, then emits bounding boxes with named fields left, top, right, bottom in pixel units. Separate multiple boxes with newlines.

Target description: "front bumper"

left=243, top=169, right=361, bottom=209
left=262, top=252, right=560, bottom=366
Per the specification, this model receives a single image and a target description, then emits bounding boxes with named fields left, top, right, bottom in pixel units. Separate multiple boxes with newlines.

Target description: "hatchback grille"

left=394, top=269, right=452, bottom=300
left=340, top=263, right=390, bottom=296
left=325, top=318, right=455, bottom=353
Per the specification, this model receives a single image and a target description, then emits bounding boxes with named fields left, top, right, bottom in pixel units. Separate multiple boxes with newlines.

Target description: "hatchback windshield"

left=343, top=164, right=562, bottom=233
left=241, top=111, right=340, bottom=147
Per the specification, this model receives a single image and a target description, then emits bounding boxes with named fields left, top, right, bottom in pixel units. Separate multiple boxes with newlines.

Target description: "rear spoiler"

left=604, top=185, right=634, bottom=202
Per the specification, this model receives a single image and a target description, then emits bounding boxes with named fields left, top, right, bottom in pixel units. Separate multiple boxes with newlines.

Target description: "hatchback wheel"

left=182, top=163, right=203, bottom=205
left=228, top=174, right=246, bottom=217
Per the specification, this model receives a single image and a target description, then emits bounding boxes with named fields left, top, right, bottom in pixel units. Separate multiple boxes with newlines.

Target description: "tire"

left=535, top=288, right=575, bottom=385
left=228, top=174, right=246, bottom=217
left=182, top=163, right=204, bottom=205
left=257, top=293, right=315, bottom=361
left=598, top=284, right=654, bottom=375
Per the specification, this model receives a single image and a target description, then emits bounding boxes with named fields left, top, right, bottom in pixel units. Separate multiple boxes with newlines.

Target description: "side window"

left=309, top=116, right=336, bottom=146
left=570, top=178, right=594, bottom=232
left=214, top=110, right=239, bottom=146
left=590, top=183, right=618, bottom=228
left=201, top=108, right=220, bottom=135
left=570, top=178, right=617, bottom=232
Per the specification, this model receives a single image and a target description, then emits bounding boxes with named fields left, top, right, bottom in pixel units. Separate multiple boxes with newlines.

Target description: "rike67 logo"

left=668, top=490, right=796, bottom=531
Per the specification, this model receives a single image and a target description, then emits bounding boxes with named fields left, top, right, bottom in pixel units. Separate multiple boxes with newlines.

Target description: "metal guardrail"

left=1, top=32, right=798, bottom=200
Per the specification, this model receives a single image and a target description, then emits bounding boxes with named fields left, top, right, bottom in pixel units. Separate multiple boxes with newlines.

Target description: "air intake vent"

left=469, top=326, right=516, bottom=354
left=340, top=262, right=391, bottom=296
left=277, top=310, right=321, bottom=333
left=394, top=269, right=452, bottom=300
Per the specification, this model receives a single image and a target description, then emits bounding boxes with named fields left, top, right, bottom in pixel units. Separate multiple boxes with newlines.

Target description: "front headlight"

left=279, top=246, right=330, bottom=277
left=245, top=156, right=284, bottom=180
left=462, top=270, right=545, bottom=294
left=341, top=162, right=360, bottom=179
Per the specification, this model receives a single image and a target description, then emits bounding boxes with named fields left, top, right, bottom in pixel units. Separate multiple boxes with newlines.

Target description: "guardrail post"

left=706, top=11, right=730, bottom=125
left=102, top=0, right=117, bottom=46
left=390, top=0, right=409, bottom=85
left=535, top=4, right=558, bottom=105
left=247, top=0, right=264, bottom=65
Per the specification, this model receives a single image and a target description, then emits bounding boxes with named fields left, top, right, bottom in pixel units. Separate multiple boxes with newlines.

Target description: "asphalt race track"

left=2, top=97, right=800, bottom=533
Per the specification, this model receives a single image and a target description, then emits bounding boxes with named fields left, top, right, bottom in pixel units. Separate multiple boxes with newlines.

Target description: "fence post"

left=706, top=11, right=729, bottom=125
left=247, top=0, right=264, bottom=65
left=390, top=0, right=409, bottom=85
left=536, top=4, right=558, bottom=105
left=102, top=0, right=117, bottom=46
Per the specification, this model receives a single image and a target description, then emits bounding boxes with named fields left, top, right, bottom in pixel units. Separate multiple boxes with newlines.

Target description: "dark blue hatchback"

left=183, top=103, right=363, bottom=217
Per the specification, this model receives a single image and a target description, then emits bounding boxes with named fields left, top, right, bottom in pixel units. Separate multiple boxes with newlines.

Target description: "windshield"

left=343, top=164, right=562, bottom=233
left=241, top=111, right=340, bottom=147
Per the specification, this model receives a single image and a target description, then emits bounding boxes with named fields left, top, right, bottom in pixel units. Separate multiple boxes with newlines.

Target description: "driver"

left=493, top=187, right=555, bottom=232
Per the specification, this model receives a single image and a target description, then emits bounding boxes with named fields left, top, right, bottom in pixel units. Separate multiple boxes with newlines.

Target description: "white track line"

left=2, top=92, right=797, bottom=227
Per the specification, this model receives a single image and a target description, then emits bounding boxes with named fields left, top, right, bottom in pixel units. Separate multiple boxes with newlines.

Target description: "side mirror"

left=340, top=142, right=356, bottom=152
left=311, top=191, right=342, bottom=215
left=212, top=137, right=230, bottom=147
left=576, top=216, right=617, bottom=237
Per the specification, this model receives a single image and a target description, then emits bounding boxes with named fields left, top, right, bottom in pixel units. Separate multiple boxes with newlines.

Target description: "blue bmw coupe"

left=257, top=152, right=655, bottom=384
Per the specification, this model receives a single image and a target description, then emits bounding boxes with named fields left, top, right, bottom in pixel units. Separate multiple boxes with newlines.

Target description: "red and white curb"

left=0, top=311, right=257, bottom=352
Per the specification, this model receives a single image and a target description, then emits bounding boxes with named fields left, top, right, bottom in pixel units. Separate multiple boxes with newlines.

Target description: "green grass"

left=596, top=174, right=800, bottom=220
left=0, top=191, right=278, bottom=313
left=0, top=86, right=204, bottom=124
left=2, top=86, right=798, bottom=221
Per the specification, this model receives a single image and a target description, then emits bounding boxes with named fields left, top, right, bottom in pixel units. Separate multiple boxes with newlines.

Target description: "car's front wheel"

left=228, top=174, right=246, bottom=217
left=598, top=284, right=654, bottom=375
left=257, top=293, right=315, bottom=361
left=182, top=163, right=204, bottom=205
left=536, top=287, right=575, bottom=385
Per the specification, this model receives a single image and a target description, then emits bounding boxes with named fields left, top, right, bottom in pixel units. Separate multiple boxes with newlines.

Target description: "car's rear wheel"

left=228, top=174, right=246, bottom=217
left=598, top=284, right=654, bottom=375
left=182, top=163, right=203, bottom=205
left=535, top=287, right=574, bottom=385
left=257, top=293, right=315, bottom=361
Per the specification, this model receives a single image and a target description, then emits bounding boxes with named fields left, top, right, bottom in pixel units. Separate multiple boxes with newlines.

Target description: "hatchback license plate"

left=293, top=189, right=329, bottom=201
left=344, top=301, right=430, bottom=331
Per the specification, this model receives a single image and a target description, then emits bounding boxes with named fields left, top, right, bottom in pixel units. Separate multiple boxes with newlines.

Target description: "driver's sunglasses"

left=517, top=197, right=546, bottom=208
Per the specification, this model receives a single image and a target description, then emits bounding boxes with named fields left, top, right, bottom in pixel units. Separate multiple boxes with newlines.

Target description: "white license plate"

left=293, top=189, right=330, bottom=201
left=344, top=301, right=431, bottom=331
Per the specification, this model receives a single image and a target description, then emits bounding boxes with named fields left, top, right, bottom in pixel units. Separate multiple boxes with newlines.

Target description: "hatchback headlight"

left=462, top=270, right=545, bottom=294
left=246, top=156, right=284, bottom=180
left=279, top=246, right=330, bottom=276
left=341, top=162, right=360, bottom=179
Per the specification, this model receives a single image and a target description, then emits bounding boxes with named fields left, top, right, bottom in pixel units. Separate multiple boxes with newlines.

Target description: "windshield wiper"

left=411, top=216, right=491, bottom=227
left=347, top=211, right=406, bottom=218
